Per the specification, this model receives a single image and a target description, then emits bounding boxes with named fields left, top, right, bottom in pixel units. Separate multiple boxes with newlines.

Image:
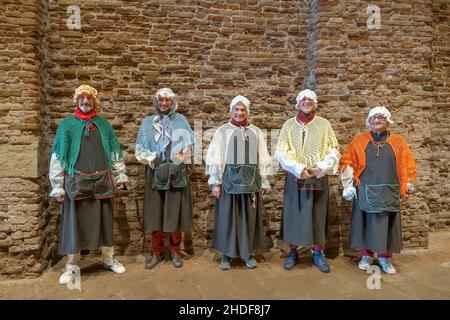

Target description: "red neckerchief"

left=75, top=107, right=96, bottom=131
left=231, top=118, right=249, bottom=127
left=296, top=111, right=315, bottom=125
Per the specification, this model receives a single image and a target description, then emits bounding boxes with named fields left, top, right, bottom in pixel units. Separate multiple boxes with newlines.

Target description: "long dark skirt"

left=143, top=165, right=193, bottom=232
left=213, top=191, right=265, bottom=259
left=59, top=197, right=114, bottom=255
left=282, top=173, right=329, bottom=247
left=350, top=200, right=403, bottom=253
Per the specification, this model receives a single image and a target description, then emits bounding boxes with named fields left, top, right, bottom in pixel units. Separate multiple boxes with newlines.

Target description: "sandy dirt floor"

left=1, top=230, right=449, bottom=300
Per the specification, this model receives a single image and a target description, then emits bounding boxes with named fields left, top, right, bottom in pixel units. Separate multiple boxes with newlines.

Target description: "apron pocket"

left=365, top=184, right=400, bottom=207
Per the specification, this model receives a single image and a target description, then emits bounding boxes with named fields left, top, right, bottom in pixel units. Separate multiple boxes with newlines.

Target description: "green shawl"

left=51, top=115, right=123, bottom=176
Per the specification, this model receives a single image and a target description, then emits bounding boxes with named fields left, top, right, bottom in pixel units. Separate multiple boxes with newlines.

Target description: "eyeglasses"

left=369, top=115, right=387, bottom=122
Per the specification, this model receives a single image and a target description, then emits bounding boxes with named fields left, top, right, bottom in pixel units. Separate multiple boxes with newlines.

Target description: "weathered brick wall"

left=0, top=0, right=448, bottom=278
left=0, top=0, right=48, bottom=277
left=431, top=0, right=450, bottom=229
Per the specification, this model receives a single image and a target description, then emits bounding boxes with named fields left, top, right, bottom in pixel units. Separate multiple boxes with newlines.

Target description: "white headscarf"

left=366, top=106, right=394, bottom=127
left=296, top=89, right=318, bottom=106
left=229, top=95, right=250, bottom=114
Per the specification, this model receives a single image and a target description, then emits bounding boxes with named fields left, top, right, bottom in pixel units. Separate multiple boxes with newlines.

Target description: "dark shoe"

left=284, top=249, right=298, bottom=270
left=144, top=254, right=163, bottom=270
left=171, top=251, right=183, bottom=268
left=219, top=255, right=231, bottom=271
left=312, top=249, right=330, bottom=273
left=242, top=255, right=257, bottom=269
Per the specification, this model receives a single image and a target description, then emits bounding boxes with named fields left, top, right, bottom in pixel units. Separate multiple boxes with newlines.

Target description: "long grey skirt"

left=59, top=197, right=114, bottom=255
left=350, top=200, right=403, bottom=253
left=213, top=191, right=265, bottom=259
left=282, top=173, right=329, bottom=247
left=143, top=165, right=193, bottom=232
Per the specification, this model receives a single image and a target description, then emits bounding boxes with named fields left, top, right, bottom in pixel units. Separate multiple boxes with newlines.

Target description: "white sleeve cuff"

left=276, top=150, right=305, bottom=179
left=208, top=176, right=222, bottom=186
left=135, top=145, right=157, bottom=167
left=343, top=186, right=357, bottom=200
left=49, top=153, right=65, bottom=197
left=112, top=158, right=129, bottom=184
left=50, top=187, right=65, bottom=197
left=261, top=176, right=271, bottom=190
left=340, top=165, right=355, bottom=189
left=315, top=148, right=341, bottom=177
left=114, top=173, right=129, bottom=184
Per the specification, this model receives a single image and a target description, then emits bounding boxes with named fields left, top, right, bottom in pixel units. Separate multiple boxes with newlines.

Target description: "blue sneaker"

left=219, top=255, right=231, bottom=271
left=284, top=249, right=298, bottom=270
left=312, top=249, right=330, bottom=273
left=377, top=257, right=396, bottom=275
left=358, top=256, right=374, bottom=271
left=242, top=256, right=257, bottom=269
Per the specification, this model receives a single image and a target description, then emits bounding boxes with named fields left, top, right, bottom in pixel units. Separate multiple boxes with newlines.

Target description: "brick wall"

left=0, top=0, right=448, bottom=278
left=431, top=0, right=450, bottom=229
left=0, top=0, right=48, bottom=277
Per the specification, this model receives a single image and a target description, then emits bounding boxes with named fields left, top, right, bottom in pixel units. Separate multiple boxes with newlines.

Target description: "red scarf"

left=231, top=119, right=249, bottom=127
left=296, top=111, right=315, bottom=125
left=75, top=107, right=96, bottom=131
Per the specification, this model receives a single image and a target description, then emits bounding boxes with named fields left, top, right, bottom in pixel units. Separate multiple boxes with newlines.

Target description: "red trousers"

left=151, top=230, right=182, bottom=255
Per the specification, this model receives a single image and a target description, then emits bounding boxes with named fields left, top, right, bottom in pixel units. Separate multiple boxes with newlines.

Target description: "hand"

left=308, top=166, right=321, bottom=178
left=260, top=189, right=267, bottom=196
left=343, top=186, right=357, bottom=201
left=116, top=183, right=127, bottom=191
left=55, top=194, right=64, bottom=203
left=300, top=169, right=312, bottom=180
left=181, top=147, right=192, bottom=164
left=212, top=185, right=221, bottom=199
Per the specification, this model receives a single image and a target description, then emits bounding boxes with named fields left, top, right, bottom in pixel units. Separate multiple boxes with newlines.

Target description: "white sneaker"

left=358, top=256, right=374, bottom=271
left=104, top=258, right=126, bottom=274
left=59, top=264, right=79, bottom=285
left=377, top=257, right=396, bottom=275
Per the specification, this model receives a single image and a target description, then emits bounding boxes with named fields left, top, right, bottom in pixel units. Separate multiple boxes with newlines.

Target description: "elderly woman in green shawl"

left=49, top=85, right=128, bottom=285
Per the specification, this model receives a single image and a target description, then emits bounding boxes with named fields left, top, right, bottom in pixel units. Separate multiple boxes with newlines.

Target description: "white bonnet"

left=229, top=95, right=250, bottom=113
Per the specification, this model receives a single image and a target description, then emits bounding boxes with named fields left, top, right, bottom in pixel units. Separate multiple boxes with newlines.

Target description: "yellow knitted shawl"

left=277, top=115, right=339, bottom=167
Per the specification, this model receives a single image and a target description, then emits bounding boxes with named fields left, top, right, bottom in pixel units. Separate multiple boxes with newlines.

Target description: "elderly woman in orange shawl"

left=340, top=106, right=416, bottom=275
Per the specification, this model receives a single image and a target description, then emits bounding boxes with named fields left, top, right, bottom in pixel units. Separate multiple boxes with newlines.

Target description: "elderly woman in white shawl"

left=205, top=95, right=272, bottom=270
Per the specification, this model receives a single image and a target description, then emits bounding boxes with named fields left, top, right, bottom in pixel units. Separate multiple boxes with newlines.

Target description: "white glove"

left=343, top=186, right=357, bottom=201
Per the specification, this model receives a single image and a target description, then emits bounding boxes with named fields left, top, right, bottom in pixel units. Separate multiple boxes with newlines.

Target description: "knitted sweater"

left=340, top=131, right=417, bottom=196
left=276, top=115, right=339, bottom=168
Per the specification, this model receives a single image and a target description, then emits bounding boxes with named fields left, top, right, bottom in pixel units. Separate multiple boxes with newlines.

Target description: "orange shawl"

left=340, top=131, right=417, bottom=196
